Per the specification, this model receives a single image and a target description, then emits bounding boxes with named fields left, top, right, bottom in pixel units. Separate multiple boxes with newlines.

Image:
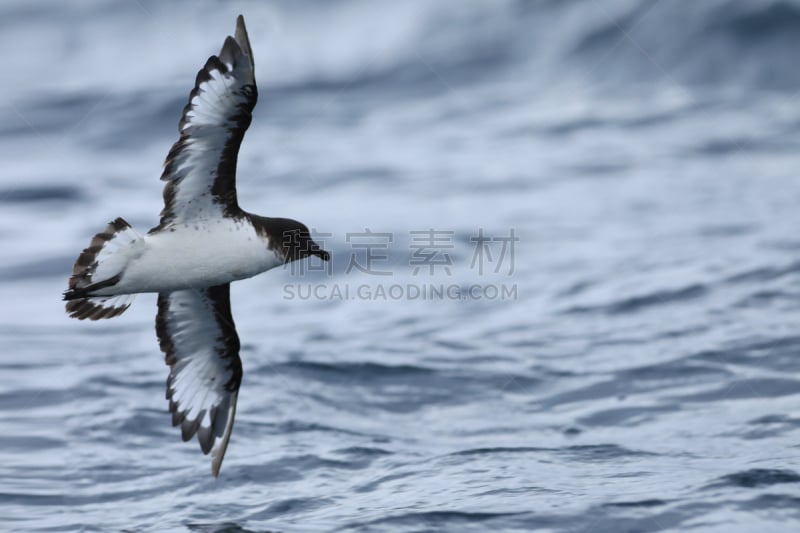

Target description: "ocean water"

left=1, top=0, right=800, bottom=531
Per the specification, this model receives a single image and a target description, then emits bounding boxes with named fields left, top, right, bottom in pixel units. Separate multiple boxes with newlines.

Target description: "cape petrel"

left=63, top=15, right=329, bottom=477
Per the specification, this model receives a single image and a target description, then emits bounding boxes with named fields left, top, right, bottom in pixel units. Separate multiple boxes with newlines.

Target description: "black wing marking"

left=156, top=284, right=242, bottom=477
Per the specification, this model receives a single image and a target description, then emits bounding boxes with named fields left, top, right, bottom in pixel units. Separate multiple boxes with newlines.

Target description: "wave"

left=567, top=0, right=800, bottom=91
left=342, top=510, right=529, bottom=531
left=562, top=283, right=708, bottom=315
left=448, top=443, right=656, bottom=460
left=0, top=185, right=84, bottom=203
left=6, top=0, right=800, bottom=115
left=262, top=0, right=800, bottom=93
left=708, top=468, right=800, bottom=489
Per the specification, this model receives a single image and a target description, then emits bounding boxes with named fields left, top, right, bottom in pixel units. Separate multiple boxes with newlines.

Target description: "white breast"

left=115, top=218, right=283, bottom=294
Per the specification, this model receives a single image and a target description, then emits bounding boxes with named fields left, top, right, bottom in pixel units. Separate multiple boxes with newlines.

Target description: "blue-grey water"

left=2, top=0, right=800, bottom=531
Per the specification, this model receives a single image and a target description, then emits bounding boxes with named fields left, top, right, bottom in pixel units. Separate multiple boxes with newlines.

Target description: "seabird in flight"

left=63, top=15, right=329, bottom=477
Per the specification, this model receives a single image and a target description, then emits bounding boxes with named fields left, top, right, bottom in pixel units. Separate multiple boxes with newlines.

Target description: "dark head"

left=262, top=217, right=330, bottom=263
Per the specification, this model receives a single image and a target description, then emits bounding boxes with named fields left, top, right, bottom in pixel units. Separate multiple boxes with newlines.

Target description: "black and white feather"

left=156, top=285, right=242, bottom=477
left=153, top=14, right=257, bottom=231
left=64, top=217, right=141, bottom=320
left=63, top=14, right=331, bottom=478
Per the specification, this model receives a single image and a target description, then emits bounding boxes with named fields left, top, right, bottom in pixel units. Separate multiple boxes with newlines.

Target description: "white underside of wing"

left=183, top=68, right=239, bottom=131
left=172, top=68, right=238, bottom=215
left=158, top=287, right=241, bottom=476
left=158, top=31, right=257, bottom=227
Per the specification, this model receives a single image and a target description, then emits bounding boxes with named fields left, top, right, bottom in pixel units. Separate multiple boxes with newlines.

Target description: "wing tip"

left=234, top=15, right=254, bottom=67
left=210, top=391, right=239, bottom=478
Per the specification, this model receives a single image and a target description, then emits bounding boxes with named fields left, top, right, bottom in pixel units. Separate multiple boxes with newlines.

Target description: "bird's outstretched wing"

left=152, top=15, right=257, bottom=231
left=155, top=285, right=242, bottom=477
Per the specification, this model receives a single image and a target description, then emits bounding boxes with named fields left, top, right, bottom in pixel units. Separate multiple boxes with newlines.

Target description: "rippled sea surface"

left=2, top=0, right=800, bottom=531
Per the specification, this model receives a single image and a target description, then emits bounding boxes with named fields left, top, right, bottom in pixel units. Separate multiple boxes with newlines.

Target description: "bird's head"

left=268, top=217, right=330, bottom=263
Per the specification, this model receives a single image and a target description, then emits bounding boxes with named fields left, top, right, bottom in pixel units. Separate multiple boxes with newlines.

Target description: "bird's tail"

left=64, top=217, right=141, bottom=320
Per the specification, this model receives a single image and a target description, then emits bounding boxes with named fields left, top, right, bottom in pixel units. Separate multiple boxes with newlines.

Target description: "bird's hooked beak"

left=307, top=240, right=330, bottom=261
